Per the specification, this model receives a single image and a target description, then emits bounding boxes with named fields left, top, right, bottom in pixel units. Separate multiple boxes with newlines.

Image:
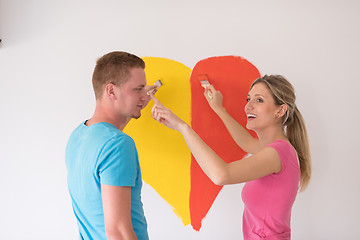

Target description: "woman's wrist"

left=178, top=121, right=190, bottom=134
left=214, top=106, right=227, bottom=117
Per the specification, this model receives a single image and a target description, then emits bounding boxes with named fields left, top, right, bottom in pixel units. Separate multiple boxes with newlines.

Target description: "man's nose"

left=141, top=89, right=148, bottom=100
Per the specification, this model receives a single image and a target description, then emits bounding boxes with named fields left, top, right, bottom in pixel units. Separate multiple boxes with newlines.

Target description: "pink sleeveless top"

left=241, top=140, right=300, bottom=240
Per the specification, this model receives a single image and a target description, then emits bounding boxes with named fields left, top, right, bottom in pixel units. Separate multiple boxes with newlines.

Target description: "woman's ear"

left=277, top=104, right=288, bottom=118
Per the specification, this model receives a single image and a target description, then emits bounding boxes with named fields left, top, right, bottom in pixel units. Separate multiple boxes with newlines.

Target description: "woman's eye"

left=246, top=98, right=250, bottom=102
left=256, top=98, right=263, bottom=103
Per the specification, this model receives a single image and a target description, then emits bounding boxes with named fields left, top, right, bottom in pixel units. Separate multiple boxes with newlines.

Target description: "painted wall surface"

left=1, top=1, right=360, bottom=239
left=125, top=57, right=192, bottom=226
left=189, top=56, right=260, bottom=230
left=125, top=56, right=260, bottom=230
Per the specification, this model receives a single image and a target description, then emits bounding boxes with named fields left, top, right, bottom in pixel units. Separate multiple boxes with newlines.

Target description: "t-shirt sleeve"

left=267, top=140, right=290, bottom=174
left=98, top=135, right=137, bottom=187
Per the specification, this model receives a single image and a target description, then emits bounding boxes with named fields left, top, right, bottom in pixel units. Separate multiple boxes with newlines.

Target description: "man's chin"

left=132, top=113, right=141, bottom=120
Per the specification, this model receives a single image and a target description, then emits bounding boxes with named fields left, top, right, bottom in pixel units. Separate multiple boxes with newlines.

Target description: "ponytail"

left=286, top=106, right=311, bottom=192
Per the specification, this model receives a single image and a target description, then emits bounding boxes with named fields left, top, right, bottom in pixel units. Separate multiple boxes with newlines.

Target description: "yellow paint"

left=124, top=57, right=192, bottom=225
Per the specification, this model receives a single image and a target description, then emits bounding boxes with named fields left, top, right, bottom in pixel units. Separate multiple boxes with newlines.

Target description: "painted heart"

left=125, top=56, right=260, bottom=230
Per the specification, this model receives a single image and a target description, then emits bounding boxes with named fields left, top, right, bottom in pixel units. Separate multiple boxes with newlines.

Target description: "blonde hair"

left=251, top=75, right=311, bottom=192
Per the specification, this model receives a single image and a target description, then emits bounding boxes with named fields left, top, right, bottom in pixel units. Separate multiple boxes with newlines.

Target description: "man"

left=66, top=51, right=155, bottom=240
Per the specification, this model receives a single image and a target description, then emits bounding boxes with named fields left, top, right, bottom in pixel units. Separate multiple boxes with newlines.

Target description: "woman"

left=151, top=75, right=311, bottom=239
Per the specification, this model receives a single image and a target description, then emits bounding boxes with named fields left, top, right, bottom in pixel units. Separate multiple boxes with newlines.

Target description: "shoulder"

left=104, top=132, right=136, bottom=152
left=267, top=140, right=296, bottom=158
left=83, top=123, right=137, bottom=158
left=92, top=122, right=136, bottom=146
left=68, top=121, right=87, bottom=138
left=266, top=139, right=298, bottom=172
left=98, top=132, right=138, bottom=171
left=252, top=140, right=292, bottom=161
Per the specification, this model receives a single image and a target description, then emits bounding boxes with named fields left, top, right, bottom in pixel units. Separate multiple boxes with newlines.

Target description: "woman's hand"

left=150, top=93, right=187, bottom=132
left=143, top=84, right=158, bottom=108
left=204, top=85, right=225, bottom=114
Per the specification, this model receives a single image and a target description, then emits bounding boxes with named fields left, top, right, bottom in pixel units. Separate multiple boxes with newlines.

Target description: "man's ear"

left=104, top=83, right=116, bottom=99
left=277, top=104, right=288, bottom=118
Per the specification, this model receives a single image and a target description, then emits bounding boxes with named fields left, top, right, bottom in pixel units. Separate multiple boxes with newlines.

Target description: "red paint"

left=189, top=56, right=260, bottom=230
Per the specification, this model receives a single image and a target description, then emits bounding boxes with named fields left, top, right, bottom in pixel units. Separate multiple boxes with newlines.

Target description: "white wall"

left=1, top=0, right=359, bottom=239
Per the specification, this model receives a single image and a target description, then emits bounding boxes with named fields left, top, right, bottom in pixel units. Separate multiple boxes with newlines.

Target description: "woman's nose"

left=245, top=101, right=253, bottom=111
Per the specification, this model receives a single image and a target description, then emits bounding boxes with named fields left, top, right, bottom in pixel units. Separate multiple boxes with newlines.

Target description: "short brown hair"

left=92, top=51, right=145, bottom=99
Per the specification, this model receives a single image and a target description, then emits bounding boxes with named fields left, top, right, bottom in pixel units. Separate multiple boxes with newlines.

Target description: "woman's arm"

left=204, top=85, right=261, bottom=154
left=150, top=95, right=282, bottom=185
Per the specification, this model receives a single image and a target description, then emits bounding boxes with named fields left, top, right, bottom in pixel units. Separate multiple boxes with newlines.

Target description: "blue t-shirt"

left=65, top=121, right=148, bottom=240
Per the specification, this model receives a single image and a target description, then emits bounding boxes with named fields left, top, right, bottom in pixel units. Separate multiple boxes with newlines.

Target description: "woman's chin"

left=246, top=123, right=253, bottom=131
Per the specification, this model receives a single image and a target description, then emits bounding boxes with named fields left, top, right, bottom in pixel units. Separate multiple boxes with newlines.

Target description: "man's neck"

left=87, top=104, right=129, bottom=130
left=119, top=117, right=131, bottom=131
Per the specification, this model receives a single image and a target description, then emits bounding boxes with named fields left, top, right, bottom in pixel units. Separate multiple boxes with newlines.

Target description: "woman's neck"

left=256, top=125, right=288, bottom=147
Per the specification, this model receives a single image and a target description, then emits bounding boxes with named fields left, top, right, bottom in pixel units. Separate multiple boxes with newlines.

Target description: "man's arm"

left=101, top=185, right=137, bottom=240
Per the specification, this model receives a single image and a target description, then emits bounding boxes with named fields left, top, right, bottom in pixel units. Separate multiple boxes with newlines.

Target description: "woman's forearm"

left=178, top=123, right=228, bottom=185
left=216, top=108, right=260, bottom=154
